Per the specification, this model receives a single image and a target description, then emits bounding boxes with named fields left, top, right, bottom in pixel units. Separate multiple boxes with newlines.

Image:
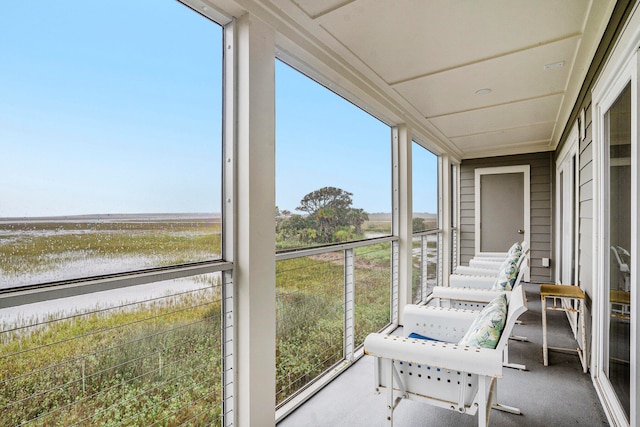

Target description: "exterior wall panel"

left=578, top=100, right=594, bottom=298
left=459, top=152, right=553, bottom=283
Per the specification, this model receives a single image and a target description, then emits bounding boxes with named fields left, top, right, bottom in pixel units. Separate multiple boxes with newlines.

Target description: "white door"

left=475, top=165, right=530, bottom=280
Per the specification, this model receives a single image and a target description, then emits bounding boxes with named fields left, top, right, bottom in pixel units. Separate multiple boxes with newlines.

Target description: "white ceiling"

left=201, top=0, right=616, bottom=159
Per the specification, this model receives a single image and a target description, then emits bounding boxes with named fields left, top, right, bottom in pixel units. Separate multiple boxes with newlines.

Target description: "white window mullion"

left=222, top=20, right=237, bottom=427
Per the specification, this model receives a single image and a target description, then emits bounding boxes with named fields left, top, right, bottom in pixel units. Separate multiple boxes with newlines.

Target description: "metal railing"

left=411, top=229, right=441, bottom=304
left=274, top=236, right=397, bottom=418
left=0, top=261, right=231, bottom=427
left=451, top=226, right=458, bottom=274
left=0, top=227, right=449, bottom=425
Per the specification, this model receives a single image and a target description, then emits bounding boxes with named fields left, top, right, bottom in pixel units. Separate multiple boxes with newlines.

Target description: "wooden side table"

left=610, top=290, right=631, bottom=320
left=540, top=284, right=587, bottom=373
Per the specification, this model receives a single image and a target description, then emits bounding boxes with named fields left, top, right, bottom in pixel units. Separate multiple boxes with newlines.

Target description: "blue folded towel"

left=408, top=332, right=441, bottom=342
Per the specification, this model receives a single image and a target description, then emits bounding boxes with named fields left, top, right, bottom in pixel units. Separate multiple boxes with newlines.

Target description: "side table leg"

left=542, top=295, right=548, bottom=366
left=580, top=298, right=587, bottom=373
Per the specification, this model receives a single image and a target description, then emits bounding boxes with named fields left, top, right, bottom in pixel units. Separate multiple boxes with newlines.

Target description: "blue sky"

left=0, top=1, right=437, bottom=217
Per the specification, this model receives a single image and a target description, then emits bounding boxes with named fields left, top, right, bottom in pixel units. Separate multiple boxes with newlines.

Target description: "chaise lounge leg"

left=492, top=403, right=522, bottom=415
left=478, top=376, right=488, bottom=427
left=386, top=359, right=394, bottom=427
left=503, top=343, right=527, bottom=371
left=490, top=380, right=521, bottom=415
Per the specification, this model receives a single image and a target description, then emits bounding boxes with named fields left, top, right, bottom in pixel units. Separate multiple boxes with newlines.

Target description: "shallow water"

left=0, top=275, right=217, bottom=327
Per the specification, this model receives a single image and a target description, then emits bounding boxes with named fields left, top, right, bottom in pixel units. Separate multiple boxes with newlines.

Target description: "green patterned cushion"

left=458, top=293, right=508, bottom=349
left=507, top=242, right=522, bottom=257
left=492, top=259, right=519, bottom=291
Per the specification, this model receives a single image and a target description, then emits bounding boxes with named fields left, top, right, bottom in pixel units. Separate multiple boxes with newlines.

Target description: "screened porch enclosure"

left=3, top=0, right=640, bottom=426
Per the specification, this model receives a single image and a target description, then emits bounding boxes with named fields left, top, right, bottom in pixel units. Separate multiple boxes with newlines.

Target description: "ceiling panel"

left=315, top=0, right=591, bottom=84
left=393, top=37, right=579, bottom=117
left=450, top=122, right=554, bottom=148
left=253, top=0, right=614, bottom=158
left=292, top=0, right=354, bottom=19
left=430, top=94, right=564, bottom=138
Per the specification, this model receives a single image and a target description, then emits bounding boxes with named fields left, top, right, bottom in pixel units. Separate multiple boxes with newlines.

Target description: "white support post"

left=233, top=13, right=276, bottom=427
left=420, top=235, right=428, bottom=301
left=439, top=155, right=452, bottom=287
left=393, top=125, right=412, bottom=325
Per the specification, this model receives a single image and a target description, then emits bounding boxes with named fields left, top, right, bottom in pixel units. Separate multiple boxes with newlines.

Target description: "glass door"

left=603, top=81, right=632, bottom=421
left=593, top=18, right=640, bottom=427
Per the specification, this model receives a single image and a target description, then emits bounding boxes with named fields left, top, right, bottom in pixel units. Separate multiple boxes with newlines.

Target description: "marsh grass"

left=362, top=221, right=392, bottom=234
left=0, top=285, right=223, bottom=427
left=354, top=243, right=391, bottom=347
left=2, top=217, right=398, bottom=422
left=276, top=253, right=345, bottom=404
left=0, top=219, right=221, bottom=279
left=275, top=243, right=392, bottom=404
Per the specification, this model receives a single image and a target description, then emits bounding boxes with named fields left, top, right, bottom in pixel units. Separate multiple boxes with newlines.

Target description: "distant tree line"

left=276, top=186, right=369, bottom=244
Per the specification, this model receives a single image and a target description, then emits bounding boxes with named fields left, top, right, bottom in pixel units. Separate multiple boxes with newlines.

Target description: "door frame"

left=555, top=124, right=580, bottom=286
left=555, top=124, right=580, bottom=334
left=474, top=165, right=530, bottom=281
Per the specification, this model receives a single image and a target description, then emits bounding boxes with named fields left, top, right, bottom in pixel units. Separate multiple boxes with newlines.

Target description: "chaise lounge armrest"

left=364, top=334, right=503, bottom=377
left=403, top=304, right=478, bottom=341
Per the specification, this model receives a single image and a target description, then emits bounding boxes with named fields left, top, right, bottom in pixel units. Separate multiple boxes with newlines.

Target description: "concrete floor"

left=278, top=284, right=608, bottom=426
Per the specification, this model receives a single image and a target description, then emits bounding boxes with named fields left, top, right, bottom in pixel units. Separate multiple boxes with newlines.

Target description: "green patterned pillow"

left=492, top=259, right=519, bottom=291
left=499, top=253, right=519, bottom=269
left=507, top=242, right=522, bottom=257
left=458, top=293, right=508, bottom=349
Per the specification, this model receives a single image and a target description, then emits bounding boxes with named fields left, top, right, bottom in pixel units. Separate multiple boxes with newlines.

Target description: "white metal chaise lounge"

left=611, top=245, right=630, bottom=292
left=364, top=285, right=527, bottom=427
left=427, top=260, right=529, bottom=370
left=468, top=240, right=526, bottom=262
left=454, top=241, right=528, bottom=277
left=429, top=259, right=528, bottom=311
